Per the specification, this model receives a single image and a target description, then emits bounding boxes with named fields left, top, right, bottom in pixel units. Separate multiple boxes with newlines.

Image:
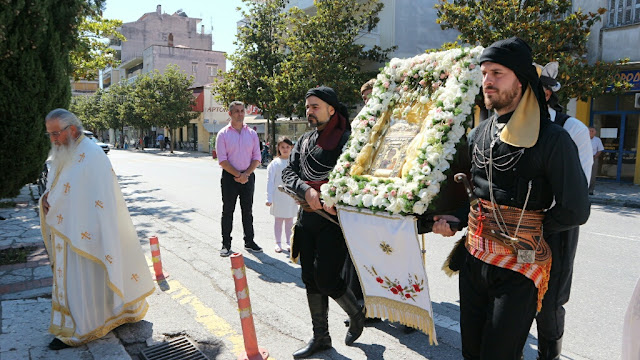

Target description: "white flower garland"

left=321, top=46, right=484, bottom=215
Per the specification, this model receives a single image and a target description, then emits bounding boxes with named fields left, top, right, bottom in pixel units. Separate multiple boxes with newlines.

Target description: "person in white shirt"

left=532, top=62, right=593, bottom=360
left=589, top=127, right=604, bottom=195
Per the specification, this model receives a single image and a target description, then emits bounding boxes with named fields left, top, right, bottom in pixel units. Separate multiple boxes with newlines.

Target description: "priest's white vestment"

left=40, top=135, right=154, bottom=346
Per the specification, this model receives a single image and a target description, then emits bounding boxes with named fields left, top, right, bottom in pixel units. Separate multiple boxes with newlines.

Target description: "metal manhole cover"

left=140, top=335, right=209, bottom=360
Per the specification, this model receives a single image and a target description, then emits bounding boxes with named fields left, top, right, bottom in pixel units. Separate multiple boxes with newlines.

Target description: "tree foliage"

left=70, top=14, right=125, bottom=81
left=0, top=0, right=104, bottom=198
left=281, top=0, right=394, bottom=117
left=212, top=0, right=289, bottom=149
left=213, top=0, right=394, bottom=150
left=70, top=91, right=105, bottom=131
left=436, top=0, right=630, bottom=106
left=136, top=65, right=197, bottom=152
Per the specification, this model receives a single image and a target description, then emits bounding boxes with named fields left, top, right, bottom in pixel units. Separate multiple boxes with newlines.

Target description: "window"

left=191, top=62, right=197, bottom=73
left=207, top=64, right=218, bottom=77
left=608, top=0, right=640, bottom=26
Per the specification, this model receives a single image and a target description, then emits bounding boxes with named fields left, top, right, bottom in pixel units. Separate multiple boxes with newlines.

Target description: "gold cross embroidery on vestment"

left=105, top=255, right=113, bottom=264
left=81, top=232, right=91, bottom=240
left=57, top=214, right=63, bottom=224
left=131, top=274, right=139, bottom=282
left=63, top=183, right=70, bottom=194
left=95, top=200, right=104, bottom=208
left=56, top=243, right=62, bottom=252
left=78, top=153, right=85, bottom=162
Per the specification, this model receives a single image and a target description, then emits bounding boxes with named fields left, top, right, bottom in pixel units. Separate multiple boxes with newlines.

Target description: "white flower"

left=412, top=201, right=427, bottom=215
left=362, top=194, right=374, bottom=207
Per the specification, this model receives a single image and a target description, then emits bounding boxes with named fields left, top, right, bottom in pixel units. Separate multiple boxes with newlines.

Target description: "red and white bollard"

left=149, top=236, right=167, bottom=281
left=230, top=253, right=268, bottom=360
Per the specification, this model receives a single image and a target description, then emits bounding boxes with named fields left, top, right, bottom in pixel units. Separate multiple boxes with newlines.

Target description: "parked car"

left=83, top=130, right=110, bottom=154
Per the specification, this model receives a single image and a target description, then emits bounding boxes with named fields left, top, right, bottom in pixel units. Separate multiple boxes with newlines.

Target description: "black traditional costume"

left=282, top=86, right=365, bottom=358
left=457, top=37, right=590, bottom=360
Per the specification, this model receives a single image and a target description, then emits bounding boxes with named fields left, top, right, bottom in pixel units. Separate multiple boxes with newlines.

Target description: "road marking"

left=144, top=257, right=276, bottom=359
left=588, top=231, right=640, bottom=242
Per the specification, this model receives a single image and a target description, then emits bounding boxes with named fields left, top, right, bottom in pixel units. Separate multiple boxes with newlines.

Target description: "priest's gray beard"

left=49, top=142, right=76, bottom=171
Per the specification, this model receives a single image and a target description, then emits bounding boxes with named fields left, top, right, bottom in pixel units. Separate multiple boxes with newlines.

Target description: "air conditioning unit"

left=635, top=93, right=640, bottom=108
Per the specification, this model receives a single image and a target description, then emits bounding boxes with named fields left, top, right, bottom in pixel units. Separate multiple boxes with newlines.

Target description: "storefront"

left=590, top=69, right=640, bottom=184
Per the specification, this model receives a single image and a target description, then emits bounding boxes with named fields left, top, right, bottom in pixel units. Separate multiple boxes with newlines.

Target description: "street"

left=109, top=149, right=640, bottom=360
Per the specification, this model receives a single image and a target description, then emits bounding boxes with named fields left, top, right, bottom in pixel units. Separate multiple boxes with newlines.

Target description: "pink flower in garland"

left=376, top=277, right=384, bottom=284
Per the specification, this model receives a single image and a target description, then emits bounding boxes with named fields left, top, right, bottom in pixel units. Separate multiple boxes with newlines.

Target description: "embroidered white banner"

left=338, top=206, right=437, bottom=344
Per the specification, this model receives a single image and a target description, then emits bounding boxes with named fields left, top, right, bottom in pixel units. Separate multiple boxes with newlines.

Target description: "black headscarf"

left=305, top=86, right=350, bottom=120
left=478, top=37, right=548, bottom=118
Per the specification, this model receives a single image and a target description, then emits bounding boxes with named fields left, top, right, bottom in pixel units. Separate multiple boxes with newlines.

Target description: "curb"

left=590, top=197, right=640, bottom=209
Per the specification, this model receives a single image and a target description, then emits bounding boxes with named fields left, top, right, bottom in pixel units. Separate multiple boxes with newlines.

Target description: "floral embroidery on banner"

left=364, top=265, right=425, bottom=302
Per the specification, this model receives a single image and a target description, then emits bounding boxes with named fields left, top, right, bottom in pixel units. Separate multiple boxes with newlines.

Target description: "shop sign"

left=613, top=70, right=640, bottom=91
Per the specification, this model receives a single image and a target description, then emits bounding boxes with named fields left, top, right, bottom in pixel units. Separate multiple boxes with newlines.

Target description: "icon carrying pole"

left=230, top=253, right=268, bottom=360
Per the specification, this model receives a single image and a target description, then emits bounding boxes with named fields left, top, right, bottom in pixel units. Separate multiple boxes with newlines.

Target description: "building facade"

left=102, top=5, right=227, bottom=148
left=578, top=0, right=640, bottom=184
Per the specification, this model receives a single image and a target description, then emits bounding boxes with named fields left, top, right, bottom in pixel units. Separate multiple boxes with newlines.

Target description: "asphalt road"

left=108, top=148, right=640, bottom=360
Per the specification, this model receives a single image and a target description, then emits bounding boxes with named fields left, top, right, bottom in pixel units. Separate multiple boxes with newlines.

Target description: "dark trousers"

left=459, top=251, right=538, bottom=360
left=296, top=211, right=348, bottom=299
left=535, top=228, right=579, bottom=341
left=220, top=170, right=255, bottom=248
left=343, top=255, right=364, bottom=302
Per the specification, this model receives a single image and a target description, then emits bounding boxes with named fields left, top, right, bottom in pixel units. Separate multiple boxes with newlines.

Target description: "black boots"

left=537, top=337, right=562, bottom=360
left=293, top=294, right=332, bottom=359
left=334, top=288, right=365, bottom=346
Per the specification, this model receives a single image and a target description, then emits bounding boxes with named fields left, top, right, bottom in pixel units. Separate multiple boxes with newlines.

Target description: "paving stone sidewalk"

left=0, top=184, right=131, bottom=359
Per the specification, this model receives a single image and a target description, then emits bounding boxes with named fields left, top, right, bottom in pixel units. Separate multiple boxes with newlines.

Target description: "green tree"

left=136, top=65, right=198, bottom=153
left=99, top=82, right=132, bottom=147
left=70, top=14, right=125, bottom=81
left=70, top=91, right=106, bottom=131
left=279, top=0, right=394, bottom=117
left=0, top=0, right=102, bottom=198
left=436, top=0, right=631, bottom=106
left=212, top=0, right=289, bottom=152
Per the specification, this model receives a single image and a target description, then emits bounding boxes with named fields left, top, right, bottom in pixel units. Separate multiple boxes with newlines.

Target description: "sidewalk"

left=588, top=181, right=640, bottom=208
left=0, top=184, right=131, bottom=360
left=0, top=180, right=638, bottom=359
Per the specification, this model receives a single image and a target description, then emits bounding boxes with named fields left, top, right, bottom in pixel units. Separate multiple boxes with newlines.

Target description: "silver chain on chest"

left=299, top=134, right=334, bottom=182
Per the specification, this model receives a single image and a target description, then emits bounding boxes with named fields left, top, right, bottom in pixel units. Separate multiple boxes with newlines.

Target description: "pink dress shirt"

left=215, top=123, right=261, bottom=171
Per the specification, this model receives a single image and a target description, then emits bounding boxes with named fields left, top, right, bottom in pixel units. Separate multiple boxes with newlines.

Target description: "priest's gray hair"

left=45, top=108, right=84, bottom=132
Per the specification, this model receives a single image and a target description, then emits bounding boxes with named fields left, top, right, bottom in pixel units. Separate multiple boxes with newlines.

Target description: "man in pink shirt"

left=216, top=101, right=262, bottom=256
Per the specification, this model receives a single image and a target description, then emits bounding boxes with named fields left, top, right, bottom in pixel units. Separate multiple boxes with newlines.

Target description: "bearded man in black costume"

left=282, top=86, right=364, bottom=358
left=446, top=37, right=590, bottom=360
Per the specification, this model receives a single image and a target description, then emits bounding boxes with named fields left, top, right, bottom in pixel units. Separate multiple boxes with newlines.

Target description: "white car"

left=83, top=130, right=110, bottom=154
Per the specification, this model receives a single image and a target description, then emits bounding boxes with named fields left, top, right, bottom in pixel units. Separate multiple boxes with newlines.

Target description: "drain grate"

left=140, top=335, right=209, bottom=360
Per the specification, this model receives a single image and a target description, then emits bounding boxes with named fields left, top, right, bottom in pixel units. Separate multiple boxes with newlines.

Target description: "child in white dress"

left=266, top=137, right=298, bottom=253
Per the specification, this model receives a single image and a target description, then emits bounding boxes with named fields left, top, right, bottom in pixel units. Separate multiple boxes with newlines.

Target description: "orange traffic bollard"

left=149, top=236, right=167, bottom=281
left=230, top=253, right=269, bottom=360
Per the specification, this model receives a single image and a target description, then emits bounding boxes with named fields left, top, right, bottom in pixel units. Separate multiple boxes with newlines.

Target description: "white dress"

left=266, top=157, right=298, bottom=218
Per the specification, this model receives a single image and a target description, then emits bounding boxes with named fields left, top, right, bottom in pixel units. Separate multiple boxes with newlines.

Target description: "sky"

left=102, top=0, right=248, bottom=61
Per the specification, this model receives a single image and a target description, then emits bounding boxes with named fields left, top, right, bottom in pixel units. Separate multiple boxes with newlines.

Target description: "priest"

left=40, top=109, right=154, bottom=350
